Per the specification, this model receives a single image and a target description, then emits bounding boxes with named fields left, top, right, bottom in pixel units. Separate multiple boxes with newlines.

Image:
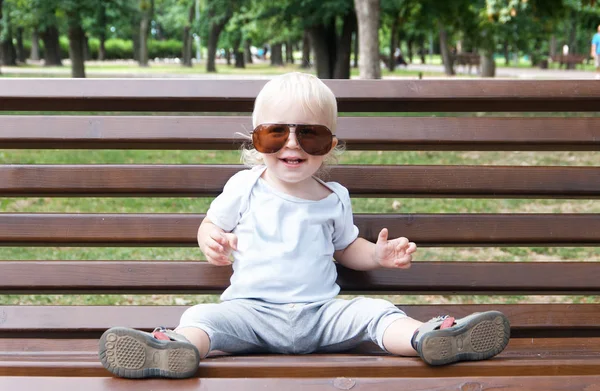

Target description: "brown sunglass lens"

left=295, top=125, right=333, bottom=156
left=252, top=125, right=289, bottom=153
left=252, top=124, right=333, bottom=155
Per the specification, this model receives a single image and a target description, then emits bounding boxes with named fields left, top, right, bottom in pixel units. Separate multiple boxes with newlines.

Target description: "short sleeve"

left=593, top=34, right=600, bottom=45
left=206, top=169, right=253, bottom=232
left=329, top=183, right=360, bottom=251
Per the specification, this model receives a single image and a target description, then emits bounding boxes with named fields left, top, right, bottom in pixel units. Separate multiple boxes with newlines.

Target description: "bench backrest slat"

left=1, top=116, right=599, bottom=151
left=1, top=80, right=600, bottom=112
left=1, top=165, right=599, bottom=198
left=0, top=262, right=598, bottom=294
left=0, top=213, right=598, bottom=246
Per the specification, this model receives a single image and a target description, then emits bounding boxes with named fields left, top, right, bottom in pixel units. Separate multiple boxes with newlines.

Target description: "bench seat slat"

left=1, top=116, right=599, bottom=151
left=2, top=349, right=600, bottom=377
left=0, top=213, right=598, bottom=246
left=0, top=262, right=598, bottom=295
left=1, top=79, right=600, bottom=112
left=1, top=304, right=599, bottom=333
left=2, top=376, right=600, bottom=391
left=2, top=165, right=600, bottom=198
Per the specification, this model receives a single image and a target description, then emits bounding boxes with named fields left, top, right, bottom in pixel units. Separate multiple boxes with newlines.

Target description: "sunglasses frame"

left=250, top=123, right=336, bottom=156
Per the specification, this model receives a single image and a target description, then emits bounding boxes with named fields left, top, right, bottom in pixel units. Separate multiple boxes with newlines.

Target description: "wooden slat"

left=2, top=349, right=600, bottom=377
left=2, top=165, right=600, bottom=198
left=1, top=116, right=600, bottom=151
left=0, top=213, right=598, bottom=246
left=2, top=376, right=600, bottom=391
left=1, top=80, right=600, bottom=112
left=0, top=262, right=598, bottom=295
left=1, top=304, right=599, bottom=333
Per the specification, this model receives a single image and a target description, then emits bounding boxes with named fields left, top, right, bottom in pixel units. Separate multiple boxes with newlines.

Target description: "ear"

left=331, top=136, right=339, bottom=150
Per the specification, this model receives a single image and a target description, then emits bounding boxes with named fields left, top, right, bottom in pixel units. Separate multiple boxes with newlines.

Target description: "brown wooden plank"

left=2, top=116, right=600, bottom=151
left=0, top=262, right=598, bottom=295
left=1, top=304, right=599, bottom=333
left=4, top=337, right=600, bottom=357
left=2, top=165, right=600, bottom=198
left=6, top=337, right=600, bottom=359
left=0, top=213, right=598, bottom=246
left=2, top=376, right=600, bottom=391
left=2, top=352, right=600, bottom=377
left=1, top=80, right=600, bottom=112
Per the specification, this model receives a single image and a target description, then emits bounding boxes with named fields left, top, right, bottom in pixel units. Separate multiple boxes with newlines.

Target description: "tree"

left=139, top=0, right=154, bottom=67
left=354, top=0, right=380, bottom=78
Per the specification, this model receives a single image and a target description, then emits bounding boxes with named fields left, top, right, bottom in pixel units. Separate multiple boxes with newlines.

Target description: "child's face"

left=255, top=102, right=337, bottom=186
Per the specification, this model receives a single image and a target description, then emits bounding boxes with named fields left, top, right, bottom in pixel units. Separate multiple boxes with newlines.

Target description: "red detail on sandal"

left=440, top=317, right=456, bottom=329
left=152, top=331, right=171, bottom=341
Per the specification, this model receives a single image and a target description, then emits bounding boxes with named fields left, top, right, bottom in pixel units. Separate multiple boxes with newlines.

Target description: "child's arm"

left=334, top=228, right=417, bottom=271
left=197, top=217, right=238, bottom=266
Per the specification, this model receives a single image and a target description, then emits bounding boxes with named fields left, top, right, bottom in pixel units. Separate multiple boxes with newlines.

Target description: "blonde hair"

left=239, top=72, right=344, bottom=175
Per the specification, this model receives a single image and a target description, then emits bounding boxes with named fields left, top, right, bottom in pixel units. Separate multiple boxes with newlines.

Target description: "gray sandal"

left=99, top=326, right=201, bottom=378
left=411, top=311, right=510, bottom=366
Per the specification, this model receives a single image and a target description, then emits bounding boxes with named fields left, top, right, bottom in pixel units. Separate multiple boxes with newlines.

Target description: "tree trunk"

left=232, top=34, right=244, bottom=68
left=139, top=0, right=154, bottom=67
left=31, top=29, right=40, bottom=61
left=98, top=3, right=107, bottom=61
left=16, top=27, right=25, bottom=63
left=549, top=35, right=556, bottom=58
left=271, top=43, right=284, bottom=66
left=353, top=30, right=358, bottom=67
left=419, top=35, right=426, bottom=64
left=438, top=22, right=454, bottom=76
left=480, top=51, right=495, bottom=77
left=206, top=8, right=230, bottom=73
left=566, top=15, right=577, bottom=70
left=503, top=40, right=510, bottom=65
left=354, top=0, right=380, bottom=79
left=388, top=16, right=398, bottom=71
left=41, top=25, right=63, bottom=66
left=0, top=0, right=2, bottom=73
left=68, top=15, right=86, bottom=78
left=309, top=21, right=336, bottom=78
left=244, top=38, right=253, bottom=64
left=182, top=3, right=194, bottom=67
left=0, top=5, right=16, bottom=66
left=286, top=39, right=294, bottom=64
left=132, top=13, right=140, bottom=61
left=333, top=11, right=355, bottom=79
left=407, top=37, right=414, bottom=64
left=301, top=30, right=311, bottom=68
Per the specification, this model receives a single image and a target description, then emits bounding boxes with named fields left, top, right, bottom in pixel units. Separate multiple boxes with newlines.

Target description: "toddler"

left=99, top=72, right=510, bottom=379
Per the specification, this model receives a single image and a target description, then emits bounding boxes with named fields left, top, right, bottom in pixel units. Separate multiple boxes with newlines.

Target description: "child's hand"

left=202, top=227, right=238, bottom=266
left=374, top=228, right=417, bottom=269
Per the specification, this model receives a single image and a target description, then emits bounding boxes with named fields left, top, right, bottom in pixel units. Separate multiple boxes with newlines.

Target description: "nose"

left=285, top=129, right=300, bottom=149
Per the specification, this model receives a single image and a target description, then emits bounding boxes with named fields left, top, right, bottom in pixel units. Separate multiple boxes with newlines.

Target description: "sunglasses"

left=251, top=123, right=336, bottom=156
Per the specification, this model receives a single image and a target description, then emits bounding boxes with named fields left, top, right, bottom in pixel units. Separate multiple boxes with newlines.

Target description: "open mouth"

left=280, top=158, right=306, bottom=165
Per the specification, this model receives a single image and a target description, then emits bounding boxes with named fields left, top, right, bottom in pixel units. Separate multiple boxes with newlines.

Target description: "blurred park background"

left=0, top=0, right=599, bottom=79
left=1, top=1, right=599, bottom=307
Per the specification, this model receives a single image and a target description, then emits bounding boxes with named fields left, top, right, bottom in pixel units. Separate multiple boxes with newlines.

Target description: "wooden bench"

left=550, top=54, right=588, bottom=69
left=1, top=79, right=600, bottom=389
left=452, top=52, right=481, bottom=74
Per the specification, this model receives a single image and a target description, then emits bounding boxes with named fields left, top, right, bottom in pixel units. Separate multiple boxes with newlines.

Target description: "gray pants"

left=177, top=297, right=406, bottom=354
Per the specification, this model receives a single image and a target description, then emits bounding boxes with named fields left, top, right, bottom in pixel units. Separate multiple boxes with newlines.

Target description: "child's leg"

left=174, top=327, right=211, bottom=358
left=381, top=317, right=423, bottom=356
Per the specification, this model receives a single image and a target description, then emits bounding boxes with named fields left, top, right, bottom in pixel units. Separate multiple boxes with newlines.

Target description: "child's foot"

left=411, top=311, right=510, bottom=366
left=99, top=326, right=200, bottom=378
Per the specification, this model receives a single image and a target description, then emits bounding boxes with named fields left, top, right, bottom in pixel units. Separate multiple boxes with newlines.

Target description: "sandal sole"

left=419, top=311, right=510, bottom=366
left=98, top=327, right=200, bottom=378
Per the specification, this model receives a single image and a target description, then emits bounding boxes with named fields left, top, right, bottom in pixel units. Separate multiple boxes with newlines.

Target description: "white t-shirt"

left=206, top=166, right=359, bottom=304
